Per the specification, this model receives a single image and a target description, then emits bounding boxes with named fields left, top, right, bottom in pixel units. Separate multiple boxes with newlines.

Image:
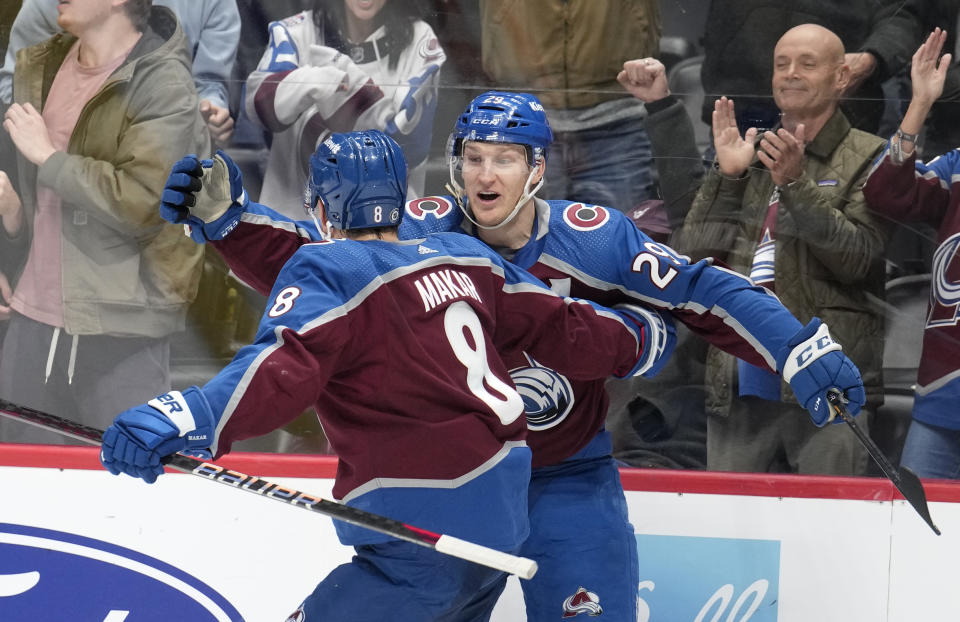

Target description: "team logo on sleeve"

left=562, top=587, right=603, bottom=618
left=418, top=36, right=444, bottom=62
left=928, top=233, right=960, bottom=328
left=406, top=196, right=454, bottom=220
left=510, top=355, right=574, bottom=430
left=563, top=204, right=610, bottom=231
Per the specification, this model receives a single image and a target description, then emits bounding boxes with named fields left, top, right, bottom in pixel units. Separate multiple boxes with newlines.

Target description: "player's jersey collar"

left=454, top=196, right=550, bottom=268
left=509, top=198, right=550, bottom=269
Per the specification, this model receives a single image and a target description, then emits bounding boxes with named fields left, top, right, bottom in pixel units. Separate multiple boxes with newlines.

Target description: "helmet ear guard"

left=304, top=129, right=408, bottom=231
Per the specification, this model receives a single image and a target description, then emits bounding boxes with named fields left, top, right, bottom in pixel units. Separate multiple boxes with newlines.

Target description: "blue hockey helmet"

left=450, top=91, right=553, bottom=166
left=304, top=129, right=407, bottom=230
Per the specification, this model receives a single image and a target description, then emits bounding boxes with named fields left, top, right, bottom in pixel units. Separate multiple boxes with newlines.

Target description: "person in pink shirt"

left=0, top=0, right=208, bottom=444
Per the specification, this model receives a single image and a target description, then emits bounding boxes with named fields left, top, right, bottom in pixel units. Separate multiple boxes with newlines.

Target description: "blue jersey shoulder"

left=261, top=241, right=359, bottom=327
left=401, top=195, right=463, bottom=237
left=420, top=231, right=553, bottom=292
left=423, top=230, right=492, bottom=257
left=279, top=233, right=508, bottom=303
left=540, top=199, right=675, bottom=282
left=544, top=199, right=637, bottom=243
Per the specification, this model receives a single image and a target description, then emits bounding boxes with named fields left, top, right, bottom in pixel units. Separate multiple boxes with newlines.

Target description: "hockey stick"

left=0, top=398, right=538, bottom=578
left=826, top=390, right=940, bottom=535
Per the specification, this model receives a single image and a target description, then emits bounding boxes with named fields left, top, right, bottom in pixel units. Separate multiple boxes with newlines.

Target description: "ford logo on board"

left=0, top=523, right=243, bottom=621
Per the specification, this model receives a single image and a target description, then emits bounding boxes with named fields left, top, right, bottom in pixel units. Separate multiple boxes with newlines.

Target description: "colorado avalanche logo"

left=563, top=204, right=610, bottom=231
left=928, top=233, right=960, bottom=328
left=510, top=355, right=574, bottom=431
left=418, top=36, right=444, bottom=62
left=406, top=196, right=454, bottom=221
left=562, top=587, right=603, bottom=618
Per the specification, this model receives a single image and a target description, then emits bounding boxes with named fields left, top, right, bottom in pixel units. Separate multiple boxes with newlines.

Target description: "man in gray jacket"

left=0, top=1, right=209, bottom=443
left=665, top=24, right=891, bottom=475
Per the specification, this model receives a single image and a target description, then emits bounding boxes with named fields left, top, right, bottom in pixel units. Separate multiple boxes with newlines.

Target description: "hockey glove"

left=614, top=303, right=677, bottom=378
left=776, top=318, right=866, bottom=426
left=160, top=150, right=247, bottom=244
left=100, top=387, right=216, bottom=484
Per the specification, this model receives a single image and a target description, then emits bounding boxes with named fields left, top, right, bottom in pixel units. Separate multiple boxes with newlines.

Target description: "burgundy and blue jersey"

left=202, top=231, right=645, bottom=547
left=865, top=148, right=960, bottom=430
left=401, top=196, right=808, bottom=464
left=210, top=196, right=804, bottom=466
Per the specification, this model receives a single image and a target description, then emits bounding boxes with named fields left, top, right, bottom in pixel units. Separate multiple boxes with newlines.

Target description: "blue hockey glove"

left=776, top=318, right=866, bottom=426
left=613, top=303, right=677, bottom=378
left=159, top=155, right=203, bottom=224
left=100, top=387, right=216, bottom=484
left=160, top=149, right=247, bottom=244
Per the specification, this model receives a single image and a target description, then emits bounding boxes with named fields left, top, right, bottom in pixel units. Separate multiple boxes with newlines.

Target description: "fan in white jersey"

left=244, top=0, right=445, bottom=217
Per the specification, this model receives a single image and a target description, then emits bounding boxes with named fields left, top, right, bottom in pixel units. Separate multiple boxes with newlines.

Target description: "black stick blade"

left=827, top=389, right=941, bottom=536
left=896, top=465, right=941, bottom=536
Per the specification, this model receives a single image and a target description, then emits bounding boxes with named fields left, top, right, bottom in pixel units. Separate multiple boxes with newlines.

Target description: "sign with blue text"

left=635, top=534, right=780, bottom=622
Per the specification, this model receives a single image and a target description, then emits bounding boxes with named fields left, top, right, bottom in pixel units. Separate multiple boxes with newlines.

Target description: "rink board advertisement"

left=1, top=445, right=959, bottom=621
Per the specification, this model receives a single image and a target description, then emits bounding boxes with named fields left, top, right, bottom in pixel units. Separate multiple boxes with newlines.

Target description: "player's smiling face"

left=461, top=142, right=542, bottom=227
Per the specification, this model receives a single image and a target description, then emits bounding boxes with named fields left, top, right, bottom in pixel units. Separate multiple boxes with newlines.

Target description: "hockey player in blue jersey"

left=155, top=96, right=867, bottom=620
left=99, top=130, right=675, bottom=621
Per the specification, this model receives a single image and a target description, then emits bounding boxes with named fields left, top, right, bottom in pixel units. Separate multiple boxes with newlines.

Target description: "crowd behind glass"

left=1, top=0, right=957, bottom=481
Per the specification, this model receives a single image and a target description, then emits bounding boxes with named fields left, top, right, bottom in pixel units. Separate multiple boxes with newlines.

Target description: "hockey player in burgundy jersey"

left=155, top=97, right=866, bottom=620
left=99, top=130, right=670, bottom=621
left=864, top=29, right=960, bottom=479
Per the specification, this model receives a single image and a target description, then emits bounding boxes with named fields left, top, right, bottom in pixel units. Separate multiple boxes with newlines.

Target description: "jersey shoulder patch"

left=417, top=34, right=444, bottom=63
left=406, top=196, right=455, bottom=221
left=561, top=203, right=611, bottom=232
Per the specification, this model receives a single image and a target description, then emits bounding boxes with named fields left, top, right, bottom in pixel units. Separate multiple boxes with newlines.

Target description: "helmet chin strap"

left=310, top=213, right=333, bottom=240
left=447, top=161, right=544, bottom=232
left=307, top=200, right=335, bottom=241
